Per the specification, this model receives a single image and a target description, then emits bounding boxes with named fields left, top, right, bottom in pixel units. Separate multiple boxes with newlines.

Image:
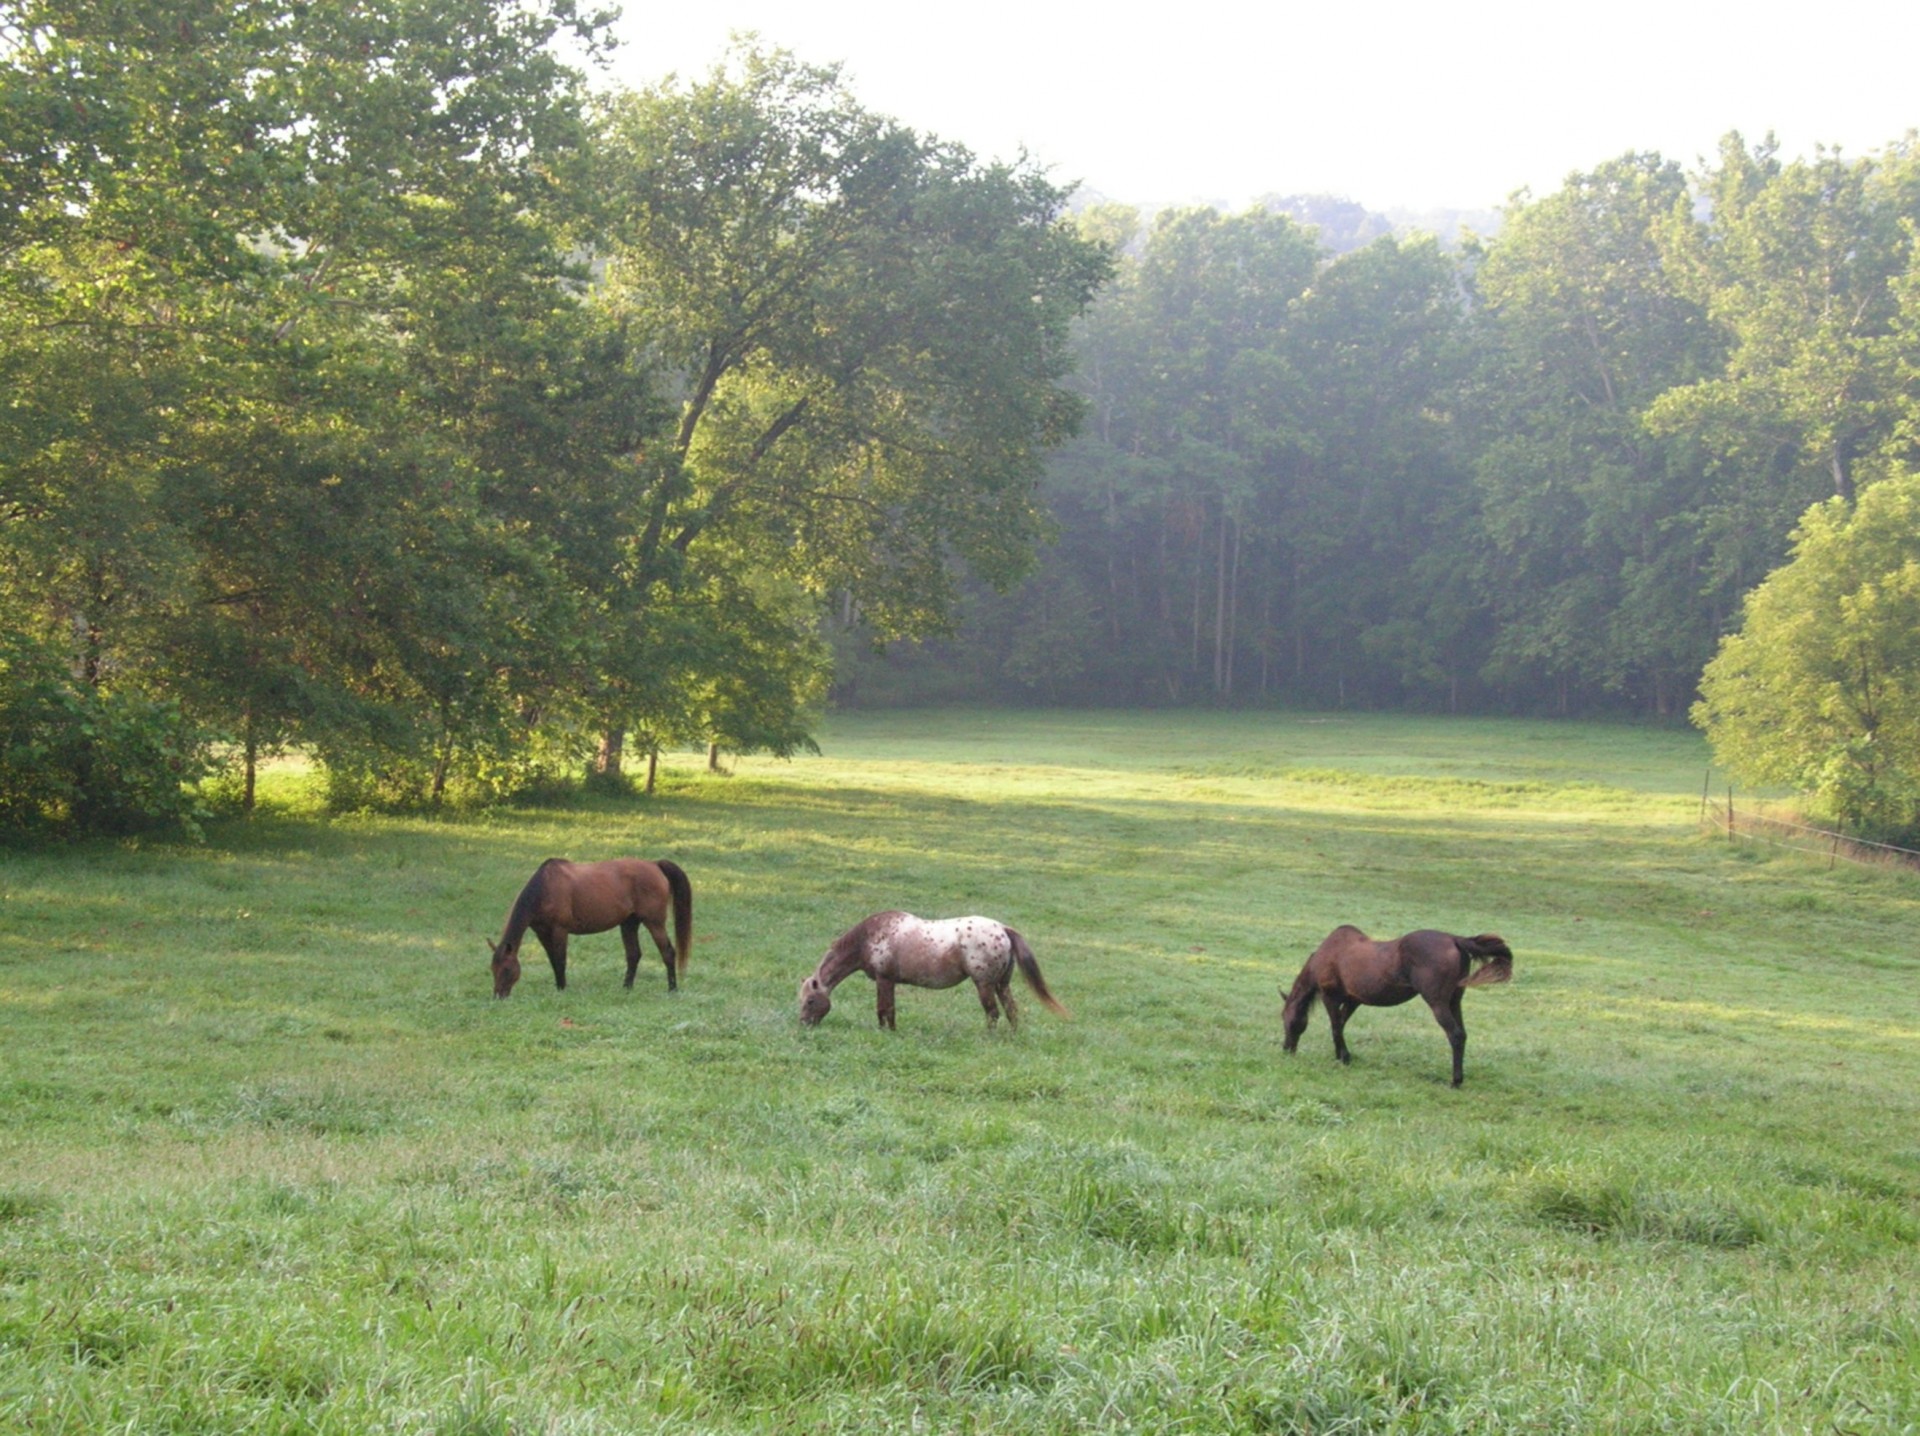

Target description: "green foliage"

left=1695, top=469, right=1920, bottom=840
left=926, top=206, right=1473, bottom=708
left=1467, top=154, right=1725, bottom=714
left=1, top=19, right=1102, bottom=813
left=0, top=629, right=206, bottom=838
left=591, top=42, right=1108, bottom=627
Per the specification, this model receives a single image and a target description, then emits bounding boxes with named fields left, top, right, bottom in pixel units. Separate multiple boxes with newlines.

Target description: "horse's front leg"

left=535, top=926, right=568, bottom=990
left=1427, top=989, right=1468, bottom=1086
left=1328, top=995, right=1357, bottom=1064
left=876, top=977, right=897, bottom=1030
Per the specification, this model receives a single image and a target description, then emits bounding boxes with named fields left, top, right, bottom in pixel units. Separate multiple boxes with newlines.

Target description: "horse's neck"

left=500, top=873, right=546, bottom=948
left=812, top=937, right=870, bottom=990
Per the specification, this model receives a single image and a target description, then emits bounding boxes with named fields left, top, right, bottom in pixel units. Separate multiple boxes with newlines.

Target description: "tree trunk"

left=1224, top=516, right=1242, bottom=698
left=593, top=727, right=625, bottom=785
left=1212, top=505, right=1229, bottom=695
left=707, top=740, right=722, bottom=773
left=1190, top=519, right=1205, bottom=673
left=430, top=739, right=452, bottom=805
left=242, top=708, right=258, bottom=815
left=646, top=744, right=659, bottom=795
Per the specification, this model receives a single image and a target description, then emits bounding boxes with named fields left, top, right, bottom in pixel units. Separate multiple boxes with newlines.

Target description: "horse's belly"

left=557, top=908, right=624, bottom=935
left=890, top=962, right=969, bottom=989
left=1334, top=975, right=1415, bottom=1006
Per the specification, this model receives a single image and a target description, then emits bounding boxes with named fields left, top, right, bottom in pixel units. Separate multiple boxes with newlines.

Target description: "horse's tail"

left=1005, top=927, right=1068, bottom=1017
left=1457, top=934, right=1513, bottom=987
left=657, top=859, right=693, bottom=975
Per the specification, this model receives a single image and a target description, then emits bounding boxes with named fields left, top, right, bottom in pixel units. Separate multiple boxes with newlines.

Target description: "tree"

left=583, top=45, right=1108, bottom=775
left=1652, top=134, right=1920, bottom=505
left=1694, top=471, right=1920, bottom=840
left=0, top=0, right=624, bottom=817
left=1467, top=154, right=1725, bottom=714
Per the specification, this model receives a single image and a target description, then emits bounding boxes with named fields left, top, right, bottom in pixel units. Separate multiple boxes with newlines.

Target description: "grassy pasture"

left=1, top=709, right=1917, bottom=1433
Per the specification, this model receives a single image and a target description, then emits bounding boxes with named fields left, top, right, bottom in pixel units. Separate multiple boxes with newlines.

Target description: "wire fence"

left=1701, top=780, right=1920, bottom=873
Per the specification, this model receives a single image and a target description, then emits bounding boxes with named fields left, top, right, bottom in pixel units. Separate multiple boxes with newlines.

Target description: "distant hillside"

left=1259, top=193, right=1500, bottom=250
left=1069, top=187, right=1499, bottom=252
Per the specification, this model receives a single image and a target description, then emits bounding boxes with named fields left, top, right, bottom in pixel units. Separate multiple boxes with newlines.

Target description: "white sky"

left=598, top=0, right=1920, bottom=215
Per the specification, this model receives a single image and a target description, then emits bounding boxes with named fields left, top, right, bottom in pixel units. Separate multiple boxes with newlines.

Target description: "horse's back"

left=1311, top=923, right=1377, bottom=965
left=1311, top=924, right=1418, bottom=1002
left=544, top=857, right=665, bottom=930
left=877, top=913, right=1010, bottom=987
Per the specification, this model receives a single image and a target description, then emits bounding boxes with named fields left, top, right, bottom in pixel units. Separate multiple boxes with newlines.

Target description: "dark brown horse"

left=488, top=858, right=692, bottom=998
left=1281, top=925, right=1512, bottom=1085
left=799, top=912, right=1067, bottom=1030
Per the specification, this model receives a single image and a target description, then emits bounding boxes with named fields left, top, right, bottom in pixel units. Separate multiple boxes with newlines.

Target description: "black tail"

left=1005, top=927, right=1068, bottom=1017
left=657, top=859, right=693, bottom=975
left=1457, top=933, right=1513, bottom=987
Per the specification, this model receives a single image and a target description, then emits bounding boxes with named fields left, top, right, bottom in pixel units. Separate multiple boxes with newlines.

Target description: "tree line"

left=8, top=1, right=1920, bottom=841
left=849, top=140, right=1920, bottom=742
left=0, top=3, right=1107, bottom=833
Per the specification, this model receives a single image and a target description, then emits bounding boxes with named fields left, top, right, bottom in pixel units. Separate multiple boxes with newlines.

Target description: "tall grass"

left=1, top=710, right=1916, bottom=1432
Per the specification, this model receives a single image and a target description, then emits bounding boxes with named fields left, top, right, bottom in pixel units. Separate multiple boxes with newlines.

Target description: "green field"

left=2, top=710, right=1917, bottom=1433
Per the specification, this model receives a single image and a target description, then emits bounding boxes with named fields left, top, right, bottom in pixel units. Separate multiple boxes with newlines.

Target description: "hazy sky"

left=601, top=0, right=1920, bottom=215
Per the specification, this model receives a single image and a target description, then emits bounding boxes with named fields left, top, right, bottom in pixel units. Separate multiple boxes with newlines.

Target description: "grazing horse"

left=1281, top=925, right=1512, bottom=1086
left=488, top=858, right=692, bottom=998
left=798, top=912, right=1067, bottom=1031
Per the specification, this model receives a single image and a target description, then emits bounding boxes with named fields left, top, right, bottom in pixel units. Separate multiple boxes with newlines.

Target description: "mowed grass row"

left=1, top=710, right=1916, bottom=1433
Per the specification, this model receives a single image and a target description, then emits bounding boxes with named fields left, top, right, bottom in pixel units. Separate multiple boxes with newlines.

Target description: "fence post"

left=1727, top=787, right=1735, bottom=842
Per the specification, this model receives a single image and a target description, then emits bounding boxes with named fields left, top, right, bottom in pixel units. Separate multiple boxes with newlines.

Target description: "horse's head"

left=798, top=974, right=832, bottom=1025
left=488, top=937, right=522, bottom=998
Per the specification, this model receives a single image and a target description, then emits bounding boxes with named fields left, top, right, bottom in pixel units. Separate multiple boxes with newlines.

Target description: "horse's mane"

left=504, top=858, right=565, bottom=943
left=815, top=910, right=902, bottom=983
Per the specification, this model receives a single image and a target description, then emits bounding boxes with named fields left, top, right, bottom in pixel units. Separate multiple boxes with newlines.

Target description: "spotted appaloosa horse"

left=798, top=912, right=1067, bottom=1031
left=1281, top=925, right=1513, bottom=1085
left=487, top=858, right=692, bottom=998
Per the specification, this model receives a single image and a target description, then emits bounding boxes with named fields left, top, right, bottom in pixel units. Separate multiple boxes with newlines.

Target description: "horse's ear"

left=484, top=937, right=499, bottom=958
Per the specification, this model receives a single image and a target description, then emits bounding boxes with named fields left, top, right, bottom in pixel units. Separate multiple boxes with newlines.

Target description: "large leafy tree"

left=1653, top=134, right=1920, bottom=506
left=1, top=0, right=624, bottom=816
left=582, top=46, right=1109, bottom=775
left=1467, top=154, right=1724, bottom=714
left=1695, top=471, right=1920, bottom=839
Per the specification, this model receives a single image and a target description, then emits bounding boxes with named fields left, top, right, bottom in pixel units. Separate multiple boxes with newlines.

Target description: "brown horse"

left=488, top=858, right=692, bottom=998
left=799, top=912, right=1067, bottom=1030
left=1281, top=925, right=1512, bottom=1085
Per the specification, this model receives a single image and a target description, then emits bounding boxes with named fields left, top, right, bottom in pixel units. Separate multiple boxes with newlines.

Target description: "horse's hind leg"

left=1425, top=989, right=1468, bottom=1086
left=619, top=916, right=644, bottom=990
left=997, top=976, right=1020, bottom=1031
left=975, top=980, right=1004, bottom=1030
left=632, top=915, right=678, bottom=992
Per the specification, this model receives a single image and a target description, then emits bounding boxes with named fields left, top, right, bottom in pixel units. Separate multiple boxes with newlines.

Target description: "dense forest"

left=5, top=0, right=1920, bottom=835
left=844, top=140, right=1920, bottom=719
